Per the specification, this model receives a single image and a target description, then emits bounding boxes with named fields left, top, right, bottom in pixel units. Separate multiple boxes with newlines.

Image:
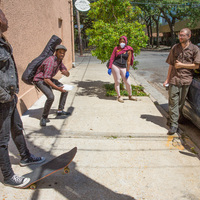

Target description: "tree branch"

left=112, top=6, right=118, bottom=23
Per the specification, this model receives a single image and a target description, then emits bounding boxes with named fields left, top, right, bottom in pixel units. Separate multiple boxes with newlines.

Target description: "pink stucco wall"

left=0, top=0, right=75, bottom=115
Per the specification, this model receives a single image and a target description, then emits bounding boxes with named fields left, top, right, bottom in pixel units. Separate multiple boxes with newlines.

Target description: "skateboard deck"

left=21, top=147, right=77, bottom=189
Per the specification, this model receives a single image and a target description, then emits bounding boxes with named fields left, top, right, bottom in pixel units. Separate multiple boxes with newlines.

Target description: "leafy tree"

left=144, top=5, right=161, bottom=48
left=86, top=0, right=148, bottom=63
left=152, top=10, right=161, bottom=47
left=157, top=0, right=190, bottom=45
left=185, top=1, right=200, bottom=28
left=136, top=5, right=154, bottom=47
left=131, top=1, right=161, bottom=48
left=157, top=0, right=200, bottom=45
left=130, top=0, right=200, bottom=46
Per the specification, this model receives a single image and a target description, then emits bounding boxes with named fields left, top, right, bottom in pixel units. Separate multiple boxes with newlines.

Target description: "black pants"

left=35, top=79, right=68, bottom=118
left=0, top=95, right=30, bottom=180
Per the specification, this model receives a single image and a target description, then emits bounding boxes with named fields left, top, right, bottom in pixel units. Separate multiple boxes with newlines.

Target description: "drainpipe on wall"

left=69, top=0, right=75, bottom=68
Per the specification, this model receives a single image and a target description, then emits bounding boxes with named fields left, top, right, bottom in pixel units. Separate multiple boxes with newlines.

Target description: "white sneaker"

left=4, top=174, right=30, bottom=188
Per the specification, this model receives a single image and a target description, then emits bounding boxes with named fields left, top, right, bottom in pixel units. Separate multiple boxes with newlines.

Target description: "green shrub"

left=104, top=83, right=147, bottom=97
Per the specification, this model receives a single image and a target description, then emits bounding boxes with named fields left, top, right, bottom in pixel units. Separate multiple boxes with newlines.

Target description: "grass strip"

left=104, top=83, right=148, bottom=97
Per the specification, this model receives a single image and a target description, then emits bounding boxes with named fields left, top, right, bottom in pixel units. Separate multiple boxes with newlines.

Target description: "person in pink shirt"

left=108, top=36, right=137, bottom=103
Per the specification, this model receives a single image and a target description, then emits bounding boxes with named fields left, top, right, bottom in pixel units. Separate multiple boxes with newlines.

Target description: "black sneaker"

left=167, top=126, right=177, bottom=135
left=40, top=118, right=47, bottom=126
left=4, top=174, right=30, bottom=188
left=20, top=154, right=45, bottom=167
left=57, top=110, right=71, bottom=116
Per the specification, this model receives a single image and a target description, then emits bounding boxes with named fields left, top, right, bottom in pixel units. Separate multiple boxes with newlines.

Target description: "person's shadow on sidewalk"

left=140, top=114, right=168, bottom=129
left=72, top=80, right=116, bottom=100
left=22, top=106, right=75, bottom=121
left=24, top=161, right=137, bottom=200
left=1, top=129, right=136, bottom=200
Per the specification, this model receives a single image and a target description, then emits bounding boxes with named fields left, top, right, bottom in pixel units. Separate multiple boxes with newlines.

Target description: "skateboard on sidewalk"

left=21, top=147, right=77, bottom=189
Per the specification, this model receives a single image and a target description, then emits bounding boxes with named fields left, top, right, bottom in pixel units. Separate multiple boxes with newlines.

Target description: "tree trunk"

left=149, top=17, right=153, bottom=48
left=145, top=17, right=150, bottom=46
left=147, top=25, right=150, bottom=46
left=168, top=22, right=176, bottom=47
left=152, top=15, right=160, bottom=48
left=156, top=20, right=159, bottom=48
left=159, top=8, right=176, bottom=47
left=170, top=22, right=176, bottom=46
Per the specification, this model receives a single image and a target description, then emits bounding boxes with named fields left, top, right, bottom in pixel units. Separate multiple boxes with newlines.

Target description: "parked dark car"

left=181, top=76, right=200, bottom=129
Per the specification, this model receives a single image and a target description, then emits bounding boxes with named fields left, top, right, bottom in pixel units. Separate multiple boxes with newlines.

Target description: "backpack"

left=106, top=59, right=110, bottom=69
left=21, top=35, right=62, bottom=85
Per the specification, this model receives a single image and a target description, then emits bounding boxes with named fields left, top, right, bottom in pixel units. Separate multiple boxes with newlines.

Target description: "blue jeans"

left=0, top=95, right=30, bottom=180
left=35, top=79, right=68, bottom=118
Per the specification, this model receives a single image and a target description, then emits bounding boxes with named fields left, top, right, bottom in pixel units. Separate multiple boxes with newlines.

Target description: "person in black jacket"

left=0, top=9, right=45, bottom=188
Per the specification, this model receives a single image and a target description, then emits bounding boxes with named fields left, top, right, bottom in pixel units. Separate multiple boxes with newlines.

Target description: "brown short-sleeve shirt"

left=166, top=42, right=200, bottom=85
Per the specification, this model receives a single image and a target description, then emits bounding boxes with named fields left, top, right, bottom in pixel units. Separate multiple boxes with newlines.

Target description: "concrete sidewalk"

left=1, top=54, right=200, bottom=200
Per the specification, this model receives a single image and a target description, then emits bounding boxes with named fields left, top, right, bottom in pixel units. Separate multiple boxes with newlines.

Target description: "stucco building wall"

left=0, top=0, right=74, bottom=115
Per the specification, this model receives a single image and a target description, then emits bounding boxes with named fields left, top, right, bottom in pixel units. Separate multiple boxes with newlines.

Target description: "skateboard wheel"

left=64, top=167, right=70, bottom=174
left=30, top=184, right=36, bottom=189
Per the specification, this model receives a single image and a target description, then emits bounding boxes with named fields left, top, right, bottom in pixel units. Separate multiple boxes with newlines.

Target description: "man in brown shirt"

left=164, top=28, right=200, bottom=135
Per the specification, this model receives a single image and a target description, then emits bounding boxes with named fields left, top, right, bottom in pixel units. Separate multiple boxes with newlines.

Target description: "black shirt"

left=113, top=51, right=128, bottom=68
